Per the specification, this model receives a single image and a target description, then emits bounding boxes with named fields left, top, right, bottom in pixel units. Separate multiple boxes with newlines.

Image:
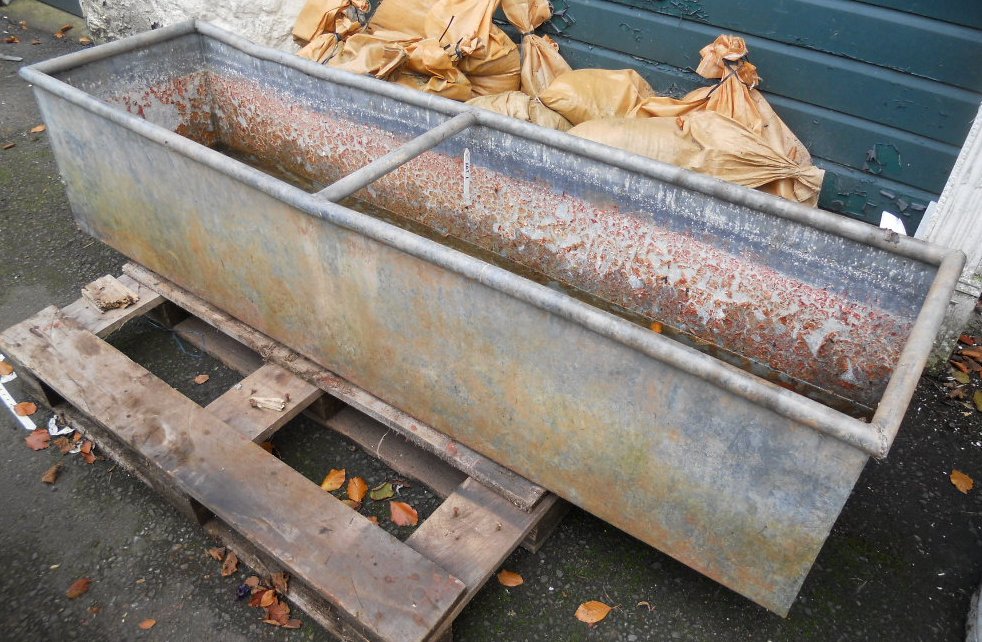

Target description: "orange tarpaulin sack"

left=394, top=38, right=474, bottom=100
left=456, top=26, right=521, bottom=96
left=326, top=29, right=415, bottom=79
left=296, top=1, right=370, bottom=63
left=631, top=35, right=814, bottom=187
left=501, top=0, right=572, bottom=97
left=467, top=91, right=573, bottom=130
left=538, top=69, right=655, bottom=125
left=569, top=112, right=824, bottom=205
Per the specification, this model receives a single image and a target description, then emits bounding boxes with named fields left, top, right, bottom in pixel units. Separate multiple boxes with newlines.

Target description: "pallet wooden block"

left=0, top=269, right=569, bottom=641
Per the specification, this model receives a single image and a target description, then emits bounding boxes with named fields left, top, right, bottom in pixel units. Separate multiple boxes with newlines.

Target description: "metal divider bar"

left=316, top=112, right=478, bottom=202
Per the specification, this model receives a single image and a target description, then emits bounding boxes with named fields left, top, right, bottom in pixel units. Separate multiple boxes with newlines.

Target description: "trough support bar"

left=0, top=307, right=467, bottom=642
left=123, top=263, right=549, bottom=512
left=316, top=112, right=478, bottom=203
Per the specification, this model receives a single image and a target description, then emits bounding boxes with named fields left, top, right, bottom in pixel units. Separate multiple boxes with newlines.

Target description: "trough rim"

left=19, top=20, right=966, bottom=459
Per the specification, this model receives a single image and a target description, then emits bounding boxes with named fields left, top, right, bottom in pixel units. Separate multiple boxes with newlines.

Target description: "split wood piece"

left=81, top=274, right=140, bottom=311
left=408, top=479, right=561, bottom=638
left=63, top=273, right=163, bottom=337
left=124, top=262, right=547, bottom=512
left=0, top=307, right=466, bottom=642
left=171, top=318, right=567, bottom=552
left=206, top=363, right=322, bottom=443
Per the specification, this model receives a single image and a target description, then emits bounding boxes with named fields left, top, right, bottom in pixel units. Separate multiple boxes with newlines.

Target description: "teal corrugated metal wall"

left=511, top=0, right=982, bottom=227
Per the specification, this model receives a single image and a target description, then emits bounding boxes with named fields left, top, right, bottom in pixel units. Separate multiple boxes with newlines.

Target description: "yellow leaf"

left=320, top=468, right=345, bottom=492
left=347, top=476, right=368, bottom=503
left=575, top=600, right=612, bottom=624
left=974, top=390, right=982, bottom=412
left=496, top=570, right=524, bottom=587
left=389, top=501, right=419, bottom=527
left=951, top=469, right=974, bottom=494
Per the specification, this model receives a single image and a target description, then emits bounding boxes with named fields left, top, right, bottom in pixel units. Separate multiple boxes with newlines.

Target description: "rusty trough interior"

left=52, top=32, right=937, bottom=420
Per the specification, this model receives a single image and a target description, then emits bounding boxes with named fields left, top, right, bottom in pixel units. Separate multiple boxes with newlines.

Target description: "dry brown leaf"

left=73, top=432, right=83, bottom=443
left=80, top=440, right=96, bottom=464
left=0, top=361, right=12, bottom=376
left=259, top=589, right=277, bottom=608
left=367, top=516, right=379, bottom=525
left=25, top=428, right=51, bottom=451
left=41, top=463, right=61, bottom=485
left=52, top=437, right=72, bottom=454
left=79, top=36, right=92, bottom=45
left=389, top=501, right=419, bottom=527
left=54, top=24, right=73, bottom=38
left=221, top=550, right=238, bottom=577
left=347, top=476, right=368, bottom=503
left=342, top=499, right=362, bottom=510
left=15, top=401, right=38, bottom=416
left=266, top=599, right=291, bottom=625
left=961, top=346, right=982, bottom=360
left=960, top=334, right=978, bottom=346
left=575, top=600, right=612, bottom=625
left=66, top=577, right=91, bottom=599
left=207, top=546, right=225, bottom=561
left=320, top=468, right=345, bottom=492
left=497, top=569, right=524, bottom=587
left=248, top=591, right=265, bottom=608
left=244, top=575, right=260, bottom=588
left=282, top=619, right=302, bottom=629
left=138, top=619, right=156, bottom=630
left=4, top=35, right=20, bottom=44
left=2, top=143, right=14, bottom=150
left=974, top=390, right=982, bottom=412
left=950, top=359, right=969, bottom=374
left=951, top=469, right=974, bottom=494
left=30, top=124, right=46, bottom=134
left=271, top=572, right=289, bottom=594
left=193, top=374, right=209, bottom=384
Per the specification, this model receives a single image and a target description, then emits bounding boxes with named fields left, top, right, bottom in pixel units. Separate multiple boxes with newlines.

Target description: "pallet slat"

left=0, top=307, right=466, bottom=642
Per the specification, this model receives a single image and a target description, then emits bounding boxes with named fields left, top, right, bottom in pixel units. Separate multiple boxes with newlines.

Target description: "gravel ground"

left=2, top=4, right=981, bottom=640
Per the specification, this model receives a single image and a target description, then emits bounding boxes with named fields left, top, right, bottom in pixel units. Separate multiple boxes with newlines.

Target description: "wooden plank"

left=0, top=307, right=466, bottom=642
left=327, top=408, right=468, bottom=500
left=202, top=518, right=368, bottom=642
left=124, top=263, right=549, bottom=513
left=62, top=273, right=164, bottom=338
left=205, top=363, right=322, bottom=443
left=550, top=0, right=980, bottom=146
left=852, top=0, right=982, bottom=30
left=80, top=274, right=140, bottom=311
left=407, top=480, right=561, bottom=637
left=173, top=317, right=263, bottom=374
left=589, top=0, right=982, bottom=91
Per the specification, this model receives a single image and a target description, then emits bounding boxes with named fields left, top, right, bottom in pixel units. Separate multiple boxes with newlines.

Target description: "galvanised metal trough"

left=21, top=22, right=963, bottom=616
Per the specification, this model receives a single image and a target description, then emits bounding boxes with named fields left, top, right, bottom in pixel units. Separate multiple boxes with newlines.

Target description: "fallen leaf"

left=221, top=550, right=238, bottom=577
left=15, top=401, right=38, bottom=416
left=4, top=35, right=20, bottom=44
left=19, top=20, right=28, bottom=29
left=66, top=577, right=91, bottom=599
left=975, top=390, right=982, bottom=412
left=53, top=437, right=72, bottom=454
left=271, top=572, right=289, bottom=594
left=248, top=591, right=265, bottom=608
left=41, top=463, right=61, bottom=485
left=961, top=346, right=982, bottom=360
left=369, top=481, right=394, bottom=501
left=320, top=468, right=345, bottom=492
left=31, top=38, right=41, bottom=45
left=80, top=440, right=96, bottom=464
left=30, top=124, right=46, bottom=134
left=347, top=476, right=368, bottom=502
left=342, top=498, right=362, bottom=510
left=54, top=24, right=73, bottom=38
left=207, top=547, right=225, bottom=561
left=259, top=589, right=277, bottom=608
left=964, top=357, right=982, bottom=373
left=73, top=432, right=83, bottom=443
left=138, top=619, right=156, bottom=630
left=193, top=373, right=209, bottom=384
left=259, top=441, right=275, bottom=454
left=389, top=501, right=419, bottom=527
left=266, top=599, right=291, bottom=625
left=244, top=575, right=260, bottom=588
left=575, top=600, right=612, bottom=625
left=649, top=321, right=663, bottom=333
left=282, top=619, right=302, bottom=629
left=79, top=36, right=92, bottom=45
left=0, top=361, right=12, bottom=376
left=88, top=605, right=101, bottom=615
left=637, top=600, right=655, bottom=612
left=2, top=143, right=14, bottom=150
left=951, top=470, right=974, bottom=494
left=497, top=570, right=524, bottom=587
left=951, top=369, right=971, bottom=385
left=367, top=516, right=379, bottom=525
left=961, top=334, right=979, bottom=346
left=25, top=428, right=51, bottom=451
left=950, top=359, right=969, bottom=374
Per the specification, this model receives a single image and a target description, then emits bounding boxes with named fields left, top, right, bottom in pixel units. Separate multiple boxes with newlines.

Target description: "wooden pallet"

left=0, top=265, right=568, bottom=642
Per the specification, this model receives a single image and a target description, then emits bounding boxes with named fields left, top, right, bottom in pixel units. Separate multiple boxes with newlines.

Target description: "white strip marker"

left=0, top=354, right=37, bottom=431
